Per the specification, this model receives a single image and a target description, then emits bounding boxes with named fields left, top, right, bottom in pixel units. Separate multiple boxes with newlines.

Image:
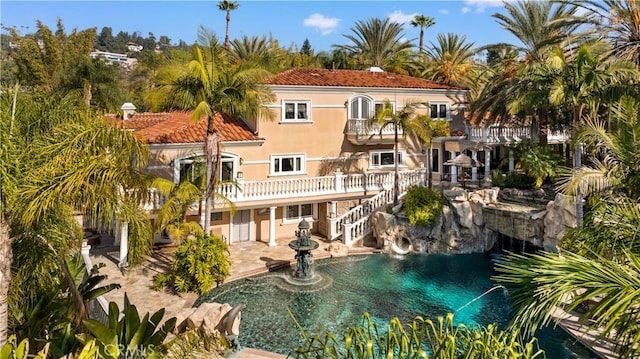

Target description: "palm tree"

left=421, top=33, right=476, bottom=86
left=410, top=15, right=435, bottom=55
left=494, top=250, right=640, bottom=359
left=218, top=0, right=239, bottom=48
left=0, top=91, right=154, bottom=345
left=373, top=100, right=427, bottom=206
left=492, top=0, right=586, bottom=62
left=574, top=0, right=640, bottom=67
left=335, top=17, right=413, bottom=70
left=164, top=29, right=274, bottom=235
left=412, top=115, right=450, bottom=188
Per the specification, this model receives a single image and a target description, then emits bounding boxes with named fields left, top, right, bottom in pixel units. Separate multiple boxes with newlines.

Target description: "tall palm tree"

left=422, top=33, right=476, bottom=86
left=410, top=15, right=435, bottom=55
left=574, top=0, right=640, bottom=67
left=335, top=17, right=413, bottom=70
left=165, top=29, right=274, bottom=234
left=218, top=0, right=239, bottom=48
left=373, top=100, right=426, bottom=206
left=492, top=0, right=585, bottom=62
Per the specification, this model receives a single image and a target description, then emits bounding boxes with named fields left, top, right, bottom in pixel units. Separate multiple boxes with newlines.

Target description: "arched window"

left=349, top=95, right=374, bottom=119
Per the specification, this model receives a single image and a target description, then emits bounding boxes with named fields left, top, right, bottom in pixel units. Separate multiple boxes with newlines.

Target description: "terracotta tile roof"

left=112, top=111, right=262, bottom=144
left=268, top=68, right=467, bottom=90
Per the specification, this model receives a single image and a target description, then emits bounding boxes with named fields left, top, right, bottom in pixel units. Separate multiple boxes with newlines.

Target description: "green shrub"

left=403, top=186, right=446, bottom=227
left=153, top=234, right=231, bottom=294
left=491, top=170, right=536, bottom=189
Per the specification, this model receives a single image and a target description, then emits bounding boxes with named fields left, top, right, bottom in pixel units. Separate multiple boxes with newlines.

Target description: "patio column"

left=450, top=151, right=458, bottom=184
left=471, top=151, right=478, bottom=182
left=330, top=201, right=337, bottom=218
left=484, top=150, right=491, bottom=179
left=508, top=149, right=515, bottom=173
left=119, top=221, right=128, bottom=270
left=268, top=206, right=277, bottom=247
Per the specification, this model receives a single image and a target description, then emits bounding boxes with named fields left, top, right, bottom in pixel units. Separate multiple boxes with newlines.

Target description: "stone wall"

left=372, top=187, right=577, bottom=255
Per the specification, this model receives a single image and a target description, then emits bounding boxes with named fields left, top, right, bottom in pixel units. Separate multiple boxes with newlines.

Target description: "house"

left=108, top=67, right=572, bottom=268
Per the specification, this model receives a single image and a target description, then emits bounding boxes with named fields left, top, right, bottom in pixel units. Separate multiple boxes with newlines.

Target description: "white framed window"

left=271, top=154, right=305, bottom=175
left=282, top=100, right=311, bottom=122
left=374, top=101, right=397, bottom=119
left=429, top=102, right=450, bottom=120
left=370, top=150, right=404, bottom=168
left=283, top=203, right=316, bottom=223
left=177, top=153, right=241, bottom=183
left=349, top=95, right=374, bottom=119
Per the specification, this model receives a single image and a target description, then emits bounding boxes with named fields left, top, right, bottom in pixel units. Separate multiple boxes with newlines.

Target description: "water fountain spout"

left=454, top=285, right=508, bottom=314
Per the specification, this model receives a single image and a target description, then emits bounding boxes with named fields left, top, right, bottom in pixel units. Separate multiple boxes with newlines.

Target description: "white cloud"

left=303, top=13, right=340, bottom=35
left=439, top=9, right=449, bottom=15
left=462, top=0, right=505, bottom=13
left=387, top=10, right=418, bottom=25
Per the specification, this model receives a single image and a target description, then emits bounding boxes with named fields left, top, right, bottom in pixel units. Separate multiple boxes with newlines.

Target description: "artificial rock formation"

left=372, top=187, right=577, bottom=255
left=173, top=302, right=244, bottom=349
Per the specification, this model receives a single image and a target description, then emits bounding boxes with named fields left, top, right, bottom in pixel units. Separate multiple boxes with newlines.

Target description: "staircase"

left=328, top=173, right=419, bottom=247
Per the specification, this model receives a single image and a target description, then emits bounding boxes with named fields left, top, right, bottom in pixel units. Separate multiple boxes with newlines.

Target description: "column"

left=330, top=201, right=337, bottom=218
left=484, top=150, right=491, bottom=179
left=119, top=221, right=128, bottom=270
left=334, top=169, right=344, bottom=192
left=471, top=150, right=478, bottom=182
left=450, top=151, right=458, bottom=184
left=508, top=149, right=515, bottom=173
left=268, top=206, right=277, bottom=247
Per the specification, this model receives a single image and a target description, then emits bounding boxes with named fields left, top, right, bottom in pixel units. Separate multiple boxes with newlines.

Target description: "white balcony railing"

left=347, top=119, right=403, bottom=137
left=466, top=125, right=534, bottom=144
left=142, top=169, right=425, bottom=212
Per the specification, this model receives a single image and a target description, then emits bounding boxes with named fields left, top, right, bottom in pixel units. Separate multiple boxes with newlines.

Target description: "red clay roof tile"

left=268, top=68, right=467, bottom=90
left=112, top=111, right=262, bottom=144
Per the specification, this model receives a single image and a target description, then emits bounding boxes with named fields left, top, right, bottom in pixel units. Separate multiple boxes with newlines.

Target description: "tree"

left=300, top=38, right=312, bottom=56
left=410, top=15, right=435, bottom=55
left=218, top=0, right=239, bottom=48
left=163, top=29, right=274, bottom=234
left=494, top=250, right=640, bottom=359
left=422, top=32, right=476, bottom=86
left=372, top=100, right=427, bottom=206
left=574, top=0, right=640, bottom=67
left=413, top=115, right=450, bottom=188
left=335, top=17, right=413, bottom=70
left=0, top=91, right=154, bottom=345
left=492, top=0, right=586, bottom=63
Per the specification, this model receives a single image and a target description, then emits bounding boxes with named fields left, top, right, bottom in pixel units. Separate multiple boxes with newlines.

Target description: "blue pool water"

left=199, top=253, right=600, bottom=358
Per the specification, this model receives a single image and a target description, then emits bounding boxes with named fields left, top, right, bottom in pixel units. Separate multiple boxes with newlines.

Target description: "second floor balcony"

left=465, top=124, right=570, bottom=145
left=346, top=118, right=402, bottom=145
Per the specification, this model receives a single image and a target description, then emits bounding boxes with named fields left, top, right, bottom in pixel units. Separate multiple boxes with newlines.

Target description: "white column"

left=334, top=169, right=344, bottom=192
left=268, top=206, right=277, bottom=247
left=484, top=150, right=491, bottom=179
left=450, top=151, right=458, bottom=184
left=471, top=151, right=478, bottom=182
left=508, top=149, right=515, bottom=172
left=330, top=201, right=337, bottom=218
left=119, top=221, right=128, bottom=269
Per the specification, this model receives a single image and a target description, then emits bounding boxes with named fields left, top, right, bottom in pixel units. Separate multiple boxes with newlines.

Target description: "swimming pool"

left=200, top=252, right=600, bottom=358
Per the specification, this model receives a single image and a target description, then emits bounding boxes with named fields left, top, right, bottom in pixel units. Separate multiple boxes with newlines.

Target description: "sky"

left=1, top=0, right=519, bottom=52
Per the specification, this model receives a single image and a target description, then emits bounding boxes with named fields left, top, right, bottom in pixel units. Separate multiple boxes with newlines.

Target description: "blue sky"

left=1, top=0, right=518, bottom=52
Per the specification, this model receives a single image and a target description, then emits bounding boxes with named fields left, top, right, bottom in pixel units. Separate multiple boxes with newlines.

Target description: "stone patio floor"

left=87, top=234, right=617, bottom=359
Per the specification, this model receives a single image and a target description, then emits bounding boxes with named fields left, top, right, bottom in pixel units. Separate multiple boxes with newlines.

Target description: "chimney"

left=121, top=102, right=136, bottom=120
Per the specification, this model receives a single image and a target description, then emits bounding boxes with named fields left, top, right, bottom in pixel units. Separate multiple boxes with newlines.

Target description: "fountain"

left=288, top=219, right=319, bottom=280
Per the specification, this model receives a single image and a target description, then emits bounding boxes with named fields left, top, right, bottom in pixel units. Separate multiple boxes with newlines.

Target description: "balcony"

left=142, top=169, right=425, bottom=212
left=465, top=125, right=569, bottom=145
left=346, top=119, right=403, bottom=145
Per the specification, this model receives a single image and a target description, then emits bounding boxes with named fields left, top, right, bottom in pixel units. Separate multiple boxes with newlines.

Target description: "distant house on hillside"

left=127, top=42, right=143, bottom=52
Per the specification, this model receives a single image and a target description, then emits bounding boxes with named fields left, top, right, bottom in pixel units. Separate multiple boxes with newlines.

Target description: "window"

left=374, top=101, right=396, bottom=116
left=210, top=212, right=223, bottom=222
left=430, top=103, right=450, bottom=119
left=431, top=148, right=439, bottom=172
left=283, top=100, right=310, bottom=121
left=284, top=203, right=315, bottom=222
left=370, top=150, right=404, bottom=168
left=349, top=95, right=373, bottom=119
left=271, top=154, right=305, bottom=175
